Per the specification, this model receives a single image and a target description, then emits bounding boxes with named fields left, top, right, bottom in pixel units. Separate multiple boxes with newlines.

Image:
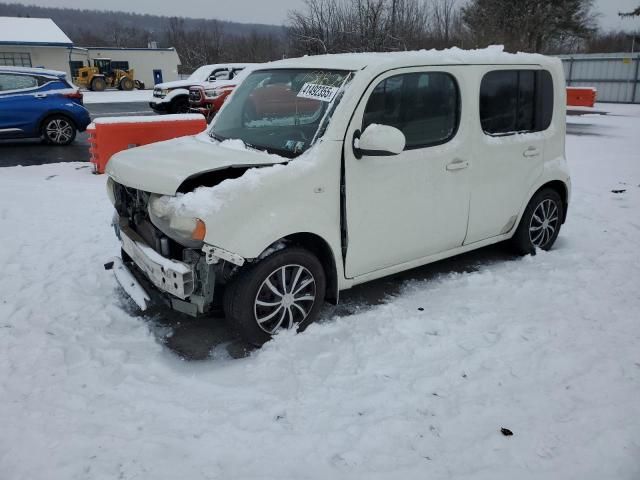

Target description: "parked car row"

left=0, top=66, right=91, bottom=145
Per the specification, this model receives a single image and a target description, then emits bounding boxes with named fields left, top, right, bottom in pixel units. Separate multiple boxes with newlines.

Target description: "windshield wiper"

left=209, top=131, right=225, bottom=142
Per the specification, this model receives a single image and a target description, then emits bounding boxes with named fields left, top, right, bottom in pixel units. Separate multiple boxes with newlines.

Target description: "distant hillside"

left=0, top=2, right=286, bottom=48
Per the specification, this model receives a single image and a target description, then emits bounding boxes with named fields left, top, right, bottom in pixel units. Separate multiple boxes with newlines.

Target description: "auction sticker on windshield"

left=297, top=83, right=340, bottom=102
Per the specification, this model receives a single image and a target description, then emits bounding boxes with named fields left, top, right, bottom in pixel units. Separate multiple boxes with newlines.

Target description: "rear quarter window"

left=480, top=69, right=554, bottom=136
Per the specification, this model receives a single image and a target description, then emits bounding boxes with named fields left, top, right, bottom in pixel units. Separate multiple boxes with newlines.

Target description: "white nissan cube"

left=106, top=47, right=570, bottom=346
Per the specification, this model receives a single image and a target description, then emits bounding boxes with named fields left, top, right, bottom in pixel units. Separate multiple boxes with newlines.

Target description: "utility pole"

left=391, top=0, right=397, bottom=39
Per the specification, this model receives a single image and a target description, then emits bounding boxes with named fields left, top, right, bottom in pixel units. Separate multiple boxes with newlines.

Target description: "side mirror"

left=353, top=124, right=406, bottom=159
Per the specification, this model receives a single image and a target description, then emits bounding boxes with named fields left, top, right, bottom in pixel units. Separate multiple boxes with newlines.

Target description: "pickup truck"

left=150, top=63, right=254, bottom=114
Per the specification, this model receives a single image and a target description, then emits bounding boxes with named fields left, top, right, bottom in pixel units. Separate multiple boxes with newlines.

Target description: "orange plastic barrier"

left=88, top=114, right=207, bottom=174
left=566, top=87, right=597, bottom=108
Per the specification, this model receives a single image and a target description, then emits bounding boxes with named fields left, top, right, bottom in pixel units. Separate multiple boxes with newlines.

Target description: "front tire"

left=512, top=188, right=564, bottom=255
left=42, top=116, right=77, bottom=146
left=120, top=77, right=134, bottom=91
left=223, top=247, right=326, bottom=346
left=170, top=97, right=189, bottom=114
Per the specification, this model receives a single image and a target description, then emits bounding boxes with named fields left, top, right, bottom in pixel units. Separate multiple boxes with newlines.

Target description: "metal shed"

left=558, top=53, right=640, bottom=104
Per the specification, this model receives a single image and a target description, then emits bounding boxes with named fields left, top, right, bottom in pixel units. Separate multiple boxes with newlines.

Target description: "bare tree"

left=619, top=6, right=640, bottom=18
left=287, top=0, right=432, bottom=56
left=430, top=0, right=457, bottom=47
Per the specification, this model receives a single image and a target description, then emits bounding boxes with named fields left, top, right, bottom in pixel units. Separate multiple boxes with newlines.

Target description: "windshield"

left=189, top=65, right=214, bottom=82
left=210, top=69, right=352, bottom=157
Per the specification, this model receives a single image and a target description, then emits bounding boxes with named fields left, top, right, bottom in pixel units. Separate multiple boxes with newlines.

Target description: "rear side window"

left=0, top=73, right=38, bottom=92
left=480, top=70, right=553, bottom=135
left=363, top=72, right=459, bottom=149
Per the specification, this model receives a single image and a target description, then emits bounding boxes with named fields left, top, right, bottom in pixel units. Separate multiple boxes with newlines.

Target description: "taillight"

left=64, top=90, right=84, bottom=103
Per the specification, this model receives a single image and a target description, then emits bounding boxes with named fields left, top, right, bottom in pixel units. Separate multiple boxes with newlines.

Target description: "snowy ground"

left=83, top=89, right=153, bottom=104
left=1, top=104, right=639, bottom=479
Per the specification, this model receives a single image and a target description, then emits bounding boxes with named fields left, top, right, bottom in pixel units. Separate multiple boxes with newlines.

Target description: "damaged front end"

left=106, top=178, right=240, bottom=317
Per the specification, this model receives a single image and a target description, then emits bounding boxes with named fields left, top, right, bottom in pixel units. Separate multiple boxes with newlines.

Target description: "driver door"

left=344, top=67, right=471, bottom=278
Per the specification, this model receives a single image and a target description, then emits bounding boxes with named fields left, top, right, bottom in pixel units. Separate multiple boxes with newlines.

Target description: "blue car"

left=0, top=66, right=91, bottom=145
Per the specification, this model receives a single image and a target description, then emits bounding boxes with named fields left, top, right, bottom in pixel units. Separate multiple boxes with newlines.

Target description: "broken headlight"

left=148, top=194, right=206, bottom=248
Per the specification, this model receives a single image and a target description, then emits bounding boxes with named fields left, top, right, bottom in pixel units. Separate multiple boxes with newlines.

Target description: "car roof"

left=260, top=46, right=560, bottom=73
left=203, top=63, right=259, bottom=69
left=0, top=66, right=67, bottom=78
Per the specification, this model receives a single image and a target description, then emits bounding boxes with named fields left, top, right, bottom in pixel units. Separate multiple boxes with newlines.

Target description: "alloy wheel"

left=529, top=198, right=559, bottom=248
left=253, top=264, right=316, bottom=334
left=45, top=119, right=73, bottom=145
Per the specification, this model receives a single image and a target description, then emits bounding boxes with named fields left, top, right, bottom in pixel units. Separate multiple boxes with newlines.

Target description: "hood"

left=198, top=79, right=238, bottom=89
left=106, top=134, right=288, bottom=196
left=155, top=79, right=202, bottom=90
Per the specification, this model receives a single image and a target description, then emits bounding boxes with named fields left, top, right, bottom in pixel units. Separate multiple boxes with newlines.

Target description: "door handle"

left=523, top=147, right=540, bottom=157
left=446, top=159, right=469, bottom=171
left=34, top=93, right=47, bottom=99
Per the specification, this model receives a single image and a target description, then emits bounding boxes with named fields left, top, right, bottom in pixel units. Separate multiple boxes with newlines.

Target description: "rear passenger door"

left=0, top=73, right=41, bottom=136
left=465, top=67, right=554, bottom=244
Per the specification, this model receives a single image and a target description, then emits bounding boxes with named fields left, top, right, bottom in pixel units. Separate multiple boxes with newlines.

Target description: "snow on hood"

left=154, top=79, right=205, bottom=90
left=105, top=133, right=287, bottom=195
left=158, top=144, right=319, bottom=219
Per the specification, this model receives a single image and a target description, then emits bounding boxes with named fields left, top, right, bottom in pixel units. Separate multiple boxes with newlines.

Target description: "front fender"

left=200, top=142, right=343, bottom=261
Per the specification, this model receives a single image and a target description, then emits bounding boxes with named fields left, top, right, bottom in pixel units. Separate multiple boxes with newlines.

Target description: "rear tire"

left=135, top=80, right=145, bottom=90
left=512, top=188, right=564, bottom=255
left=90, top=77, right=106, bottom=92
left=223, top=247, right=326, bottom=347
left=42, top=115, right=77, bottom=146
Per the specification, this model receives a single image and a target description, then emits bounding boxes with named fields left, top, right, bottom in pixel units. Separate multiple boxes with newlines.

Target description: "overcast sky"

left=17, top=0, right=640, bottom=30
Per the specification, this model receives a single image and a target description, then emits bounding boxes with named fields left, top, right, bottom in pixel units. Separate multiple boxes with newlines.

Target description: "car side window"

left=480, top=69, right=554, bottom=135
left=363, top=72, right=460, bottom=149
left=0, top=74, right=38, bottom=92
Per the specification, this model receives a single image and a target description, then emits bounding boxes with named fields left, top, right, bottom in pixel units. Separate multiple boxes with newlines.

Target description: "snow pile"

left=0, top=104, right=639, bottom=479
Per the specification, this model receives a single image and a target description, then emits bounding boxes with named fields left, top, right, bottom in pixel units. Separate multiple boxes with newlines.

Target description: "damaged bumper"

left=119, top=225, right=195, bottom=299
left=106, top=256, right=151, bottom=311
left=108, top=217, right=217, bottom=317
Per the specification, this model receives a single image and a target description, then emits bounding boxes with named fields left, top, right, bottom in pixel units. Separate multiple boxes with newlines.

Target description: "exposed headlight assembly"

left=148, top=194, right=206, bottom=247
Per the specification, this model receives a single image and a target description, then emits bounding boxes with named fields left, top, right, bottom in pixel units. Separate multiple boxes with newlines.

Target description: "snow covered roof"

left=0, top=17, right=73, bottom=47
left=0, top=65, right=67, bottom=77
left=264, top=46, right=559, bottom=73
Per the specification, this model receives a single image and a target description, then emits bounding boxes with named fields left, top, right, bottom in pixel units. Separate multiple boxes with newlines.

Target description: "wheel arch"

left=534, top=180, right=569, bottom=223
left=278, top=232, right=339, bottom=305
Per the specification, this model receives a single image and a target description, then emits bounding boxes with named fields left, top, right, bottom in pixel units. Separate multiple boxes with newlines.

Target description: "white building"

left=0, top=16, right=181, bottom=88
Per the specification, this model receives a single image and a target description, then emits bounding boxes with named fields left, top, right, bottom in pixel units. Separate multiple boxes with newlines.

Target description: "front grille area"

left=113, top=182, right=184, bottom=260
left=189, top=89, right=202, bottom=104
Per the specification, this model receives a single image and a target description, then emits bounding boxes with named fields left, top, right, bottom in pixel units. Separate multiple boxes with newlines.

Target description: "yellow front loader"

left=73, top=59, right=144, bottom=91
